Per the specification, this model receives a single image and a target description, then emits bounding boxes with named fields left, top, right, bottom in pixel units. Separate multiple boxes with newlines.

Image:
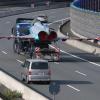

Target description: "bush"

left=4, top=90, right=22, bottom=100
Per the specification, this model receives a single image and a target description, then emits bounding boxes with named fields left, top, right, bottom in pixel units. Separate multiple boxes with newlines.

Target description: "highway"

left=0, top=7, right=100, bottom=100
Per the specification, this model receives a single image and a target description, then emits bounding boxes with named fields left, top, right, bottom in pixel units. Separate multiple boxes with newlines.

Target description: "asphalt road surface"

left=0, top=7, right=100, bottom=100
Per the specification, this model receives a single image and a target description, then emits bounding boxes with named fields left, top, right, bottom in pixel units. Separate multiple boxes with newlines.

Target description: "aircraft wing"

left=53, top=36, right=100, bottom=42
left=0, top=34, right=35, bottom=40
left=0, top=34, right=99, bottom=42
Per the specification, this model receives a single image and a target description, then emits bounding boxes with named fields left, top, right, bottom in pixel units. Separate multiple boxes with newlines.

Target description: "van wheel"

left=21, top=73, right=25, bottom=81
left=26, top=76, right=30, bottom=84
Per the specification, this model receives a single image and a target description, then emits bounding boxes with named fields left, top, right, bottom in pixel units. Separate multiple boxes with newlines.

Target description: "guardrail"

left=70, top=3, right=100, bottom=39
left=0, top=0, right=32, bottom=6
left=73, top=0, right=100, bottom=12
left=0, top=1, right=71, bottom=7
left=0, top=2, right=70, bottom=18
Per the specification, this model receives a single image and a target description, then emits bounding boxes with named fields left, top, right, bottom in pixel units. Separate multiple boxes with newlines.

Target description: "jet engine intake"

left=48, top=31, right=57, bottom=41
left=38, top=31, right=48, bottom=41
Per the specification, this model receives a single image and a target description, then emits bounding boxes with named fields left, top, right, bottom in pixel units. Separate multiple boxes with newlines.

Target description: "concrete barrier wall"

left=58, top=24, right=100, bottom=55
left=0, top=0, right=70, bottom=6
left=70, top=4, right=100, bottom=38
left=0, top=70, right=48, bottom=100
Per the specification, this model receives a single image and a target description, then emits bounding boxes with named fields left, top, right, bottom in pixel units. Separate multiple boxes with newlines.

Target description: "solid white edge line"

left=16, top=59, right=24, bottom=64
left=60, top=49, right=100, bottom=67
left=50, top=45, right=100, bottom=67
left=67, top=85, right=80, bottom=92
left=1, top=51, right=7, bottom=54
left=75, top=70, right=87, bottom=76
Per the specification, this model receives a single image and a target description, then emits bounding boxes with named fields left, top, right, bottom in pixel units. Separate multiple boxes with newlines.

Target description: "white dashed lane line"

left=75, top=70, right=87, bottom=77
left=16, top=59, right=24, bottom=64
left=1, top=50, right=7, bottom=54
left=60, top=49, right=100, bottom=67
left=6, top=21, right=10, bottom=24
left=67, top=85, right=80, bottom=92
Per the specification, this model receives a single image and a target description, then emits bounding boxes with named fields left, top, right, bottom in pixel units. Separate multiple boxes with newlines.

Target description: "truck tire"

left=13, top=41, right=21, bottom=54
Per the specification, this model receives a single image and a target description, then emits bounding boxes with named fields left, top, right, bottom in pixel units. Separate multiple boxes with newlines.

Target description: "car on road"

left=21, top=59, right=51, bottom=84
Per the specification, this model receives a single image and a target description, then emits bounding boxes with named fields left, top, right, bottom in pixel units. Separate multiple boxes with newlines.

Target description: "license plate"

left=39, top=72, right=44, bottom=75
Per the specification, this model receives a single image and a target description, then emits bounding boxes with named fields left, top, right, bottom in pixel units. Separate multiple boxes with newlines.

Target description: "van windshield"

left=31, top=62, right=48, bottom=69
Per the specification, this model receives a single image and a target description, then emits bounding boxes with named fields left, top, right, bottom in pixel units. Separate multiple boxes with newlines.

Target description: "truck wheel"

left=12, top=28, right=14, bottom=34
left=13, top=42, right=20, bottom=54
left=16, top=44, right=21, bottom=54
left=30, top=52, right=33, bottom=59
left=13, top=42, right=17, bottom=53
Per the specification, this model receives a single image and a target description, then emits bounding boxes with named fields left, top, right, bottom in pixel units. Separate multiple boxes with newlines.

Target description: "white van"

left=21, top=59, right=51, bottom=84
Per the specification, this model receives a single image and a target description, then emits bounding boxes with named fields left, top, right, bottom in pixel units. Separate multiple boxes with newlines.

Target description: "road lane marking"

left=67, top=85, right=80, bottom=92
left=6, top=21, right=10, bottom=24
left=16, top=59, right=23, bottom=64
left=49, top=18, right=100, bottom=67
left=60, top=49, right=100, bottom=67
left=50, top=45, right=100, bottom=67
left=75, top=70, right=87, bottom=76
left=1, top=51, right=7, bottom=54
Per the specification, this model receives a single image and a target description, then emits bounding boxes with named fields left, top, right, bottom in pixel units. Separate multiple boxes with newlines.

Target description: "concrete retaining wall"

left=0, top=70, right=48, bottom=100
left=58, top=25, right=100, bottom=55
left=70, top=4, right=100, bottom=38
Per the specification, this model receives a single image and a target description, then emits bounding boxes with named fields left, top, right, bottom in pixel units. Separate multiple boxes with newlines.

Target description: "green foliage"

left=3, top=90, right=22, bottom=100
